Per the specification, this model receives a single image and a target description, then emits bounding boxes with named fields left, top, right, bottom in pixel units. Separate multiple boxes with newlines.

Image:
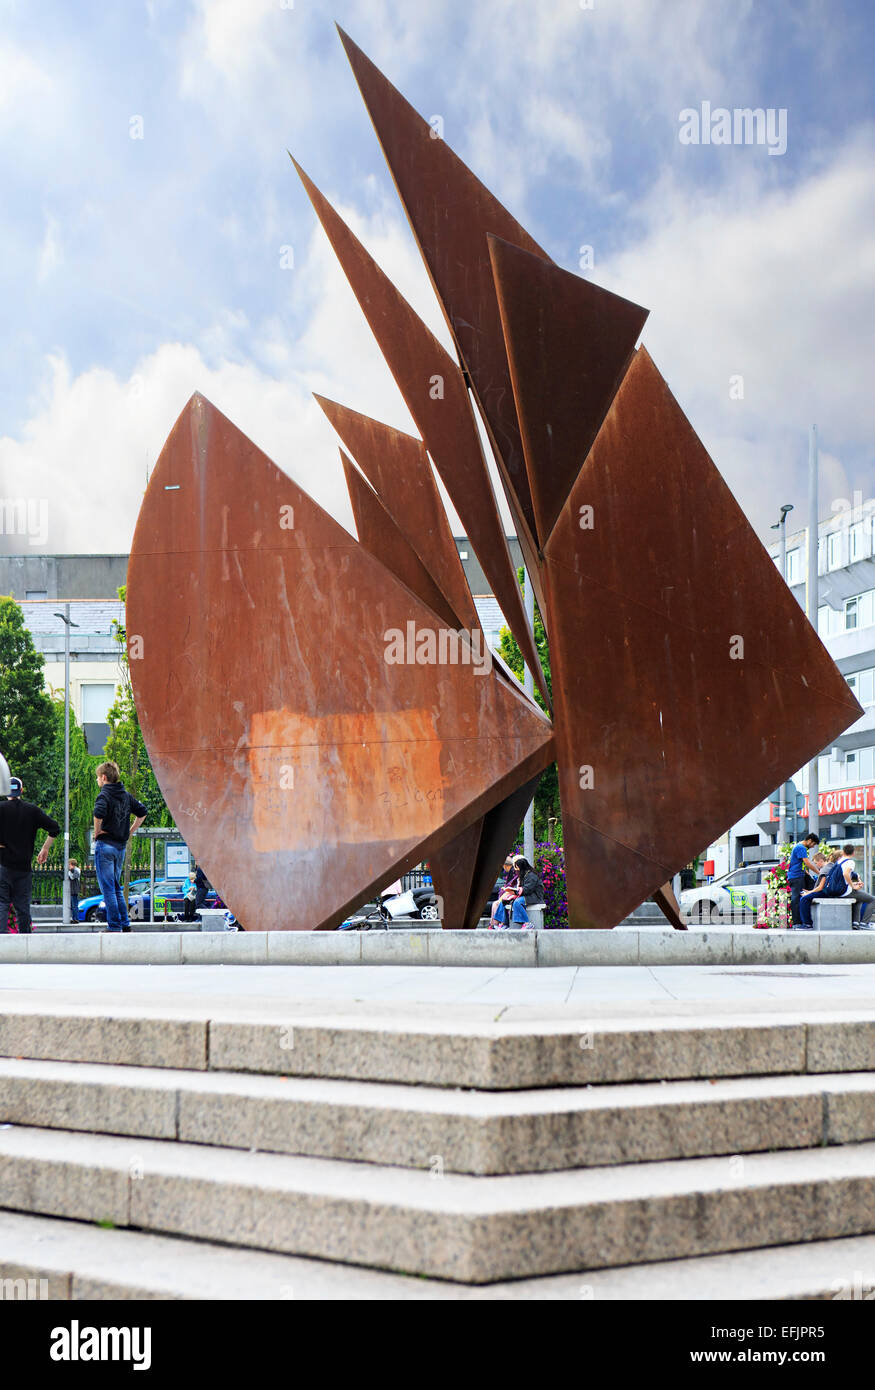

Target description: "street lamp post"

left=770, top=503, right=794, bottom=844
left=522, top=568, right=536, bottom=866
left=771, top=502, right=794, bottom=592
left=53, top=606, right=79, bottom=925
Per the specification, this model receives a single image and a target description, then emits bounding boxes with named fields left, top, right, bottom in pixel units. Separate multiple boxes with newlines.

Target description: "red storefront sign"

left=768, top=784, right=875, bottom=820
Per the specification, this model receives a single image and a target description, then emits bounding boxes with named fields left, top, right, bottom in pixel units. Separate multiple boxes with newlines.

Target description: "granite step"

left=0, top=1124, right=872, bottom=1282
left=1, top=1209, right=874, bottom=1300
left=1, top=1057, right=874, bottom=1174
left=1, top=1007, right=873, bottom=1089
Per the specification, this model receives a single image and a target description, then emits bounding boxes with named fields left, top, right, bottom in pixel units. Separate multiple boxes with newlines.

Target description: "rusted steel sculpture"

left=128, top=29, right=863, bottom=930
left=128, top=396, right=553, bottom=932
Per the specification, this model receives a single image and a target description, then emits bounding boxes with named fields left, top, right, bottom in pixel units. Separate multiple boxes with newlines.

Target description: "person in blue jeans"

left=490, top=856, right=543, bottom=929
left=92, top=761, right=147, bottom=932
left=787, top=833, right=819, bottom=927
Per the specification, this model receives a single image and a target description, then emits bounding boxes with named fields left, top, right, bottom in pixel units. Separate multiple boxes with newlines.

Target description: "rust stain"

left=248, top=706, right=446, bottom=852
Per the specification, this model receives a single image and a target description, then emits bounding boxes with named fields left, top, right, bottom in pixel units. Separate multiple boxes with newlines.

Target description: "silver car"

left=679, top=863, right=779, bottom=924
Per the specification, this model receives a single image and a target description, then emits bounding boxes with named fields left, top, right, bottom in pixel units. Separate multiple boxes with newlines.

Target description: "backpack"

left=823, top=861, right=850, bottom=898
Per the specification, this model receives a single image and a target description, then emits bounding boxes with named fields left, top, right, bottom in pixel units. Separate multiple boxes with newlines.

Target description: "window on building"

left=849, top=668, right=875, bottom=707
left=786, top=548, right=802, bottom=585
left=818, top=754, right=831, bottom=786
left=827, top=531, right=843, bottom=570
left=830, top=750, right=847, bottom=785
left=80, top=684, right=116, bottom=724
left=860, top=590, right=875, bottom=629
left=850, top=522, right=866, bottom=562
left=818, top=604, right=843, bottom=638
left=860, top=746, right=875, bottom=783
left=846, top=597, right=859, bottom=630
left=25, top=590, right=48, bottom=600
left=818, top=537, right=826, bottom=575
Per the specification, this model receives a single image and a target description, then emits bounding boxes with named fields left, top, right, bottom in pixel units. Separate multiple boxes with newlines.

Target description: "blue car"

left=78, top=879, right=151, bottom=923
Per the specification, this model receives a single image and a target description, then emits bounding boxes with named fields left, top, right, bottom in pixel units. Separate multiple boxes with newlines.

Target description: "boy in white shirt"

left=837, top=844, right=875, bottom=928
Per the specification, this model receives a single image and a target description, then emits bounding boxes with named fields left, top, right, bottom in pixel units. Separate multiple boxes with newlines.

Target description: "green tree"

left=497, top=570, right=561, bottom=845
left=0, top=596, right=57, bottom=808
left=103, top=586, right=172, bottom=889
left=40, top=694, right=102, bottom=863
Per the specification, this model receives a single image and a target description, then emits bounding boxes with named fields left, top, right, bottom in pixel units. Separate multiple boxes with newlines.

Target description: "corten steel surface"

left=336, top=28, right=549, bottom=591
left=292, top=158, right=550, bottom=700
left=427, top=773, right=542, bottom=930
left=652, top=882, right=688, bottom=933
left=339, top=450, right=460, bottom=630
left=539, top=347, right=863, bottom=929
left=490, top=235, right=649, bottom=546
left=316, top=396, right=480, bottom=636
left=425, top=819, right=482, bottom=932
left=127, top=394, right=554, bottom=932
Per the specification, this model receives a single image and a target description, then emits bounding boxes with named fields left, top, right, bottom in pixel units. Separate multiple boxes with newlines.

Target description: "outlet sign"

left=769, top=784, right=875, bottom=820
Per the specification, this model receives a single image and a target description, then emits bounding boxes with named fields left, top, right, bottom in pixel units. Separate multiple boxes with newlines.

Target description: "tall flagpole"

left=807, top=425, right=820, bottom=839
left=523, top=568, right=535, bottom=865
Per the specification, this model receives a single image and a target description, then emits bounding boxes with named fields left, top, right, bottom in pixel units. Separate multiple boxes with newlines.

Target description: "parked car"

left=89, top=879, right=225, bottom=924
left=679, top=863, right=779, bottom=924
left=78, top=879, right=151, bottom=923
left=149, top=879, right=225, bottom=920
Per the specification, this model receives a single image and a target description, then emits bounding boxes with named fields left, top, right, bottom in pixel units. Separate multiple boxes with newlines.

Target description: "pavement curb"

left=1, top=927, right=873, bottom=966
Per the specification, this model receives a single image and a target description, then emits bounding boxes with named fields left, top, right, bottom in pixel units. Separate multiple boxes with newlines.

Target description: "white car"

left=680, top=863, right=779, bottom=924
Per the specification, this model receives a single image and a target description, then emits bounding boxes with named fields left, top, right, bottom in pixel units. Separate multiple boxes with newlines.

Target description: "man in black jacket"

left=93, top=761, right=147, bottom=932
left=0, top=776, right=60, bottom=934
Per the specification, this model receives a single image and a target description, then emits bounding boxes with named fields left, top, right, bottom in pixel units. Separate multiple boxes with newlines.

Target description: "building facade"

left=715, top=502, right=875, bottom=884
left=0, top=554, right=127, bottom=601
left=455, top=536, right=524, bottom=652
left=3, top=557, right=128, bottom=754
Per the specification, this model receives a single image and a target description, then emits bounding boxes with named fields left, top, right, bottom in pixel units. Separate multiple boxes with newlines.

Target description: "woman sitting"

left=490, top=855, right=543, bottom=929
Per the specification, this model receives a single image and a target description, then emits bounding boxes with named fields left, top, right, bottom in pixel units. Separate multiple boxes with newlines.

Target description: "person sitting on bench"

left=798, top=844, right=874, bottom=929
left=490, top=855, right=543, bottom=929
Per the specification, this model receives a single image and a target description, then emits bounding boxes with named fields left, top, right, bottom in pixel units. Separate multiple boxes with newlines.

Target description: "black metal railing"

left=401, top=868, right=433, bottom=892
left=30, top=868, right=100, bottom=904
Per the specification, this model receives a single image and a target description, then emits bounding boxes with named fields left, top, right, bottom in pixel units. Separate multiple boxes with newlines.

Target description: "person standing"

left=67, top=859, right=81, bottom=921
left=194, top=863, right=211, bottom=911
left=0, top=776, right=60, bottom=935
left=787, top=833, right=819, bottom=927
left=92, top=762, right=147, bottom=933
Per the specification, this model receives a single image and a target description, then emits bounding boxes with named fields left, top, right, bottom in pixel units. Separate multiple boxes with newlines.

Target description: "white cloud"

left=180, top=0, right=282, bottom=90
left=0, top=192, right=467, bottom=554
left=36, top=214, right=61, bottom=283
left=0, top=40, right=52, bottom=116
left=595, top=129, right=875, bottom=532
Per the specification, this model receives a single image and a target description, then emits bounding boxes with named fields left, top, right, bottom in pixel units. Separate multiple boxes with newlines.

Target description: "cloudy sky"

left=1, top=0, right=873, bottom=556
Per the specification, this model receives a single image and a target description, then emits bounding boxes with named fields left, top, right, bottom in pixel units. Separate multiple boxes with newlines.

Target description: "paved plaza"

left=0, top=961, right=872, bottom=1023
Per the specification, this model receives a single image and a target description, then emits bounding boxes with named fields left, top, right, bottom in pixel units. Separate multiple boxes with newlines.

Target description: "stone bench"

left=477, top=903, right=546, bottom=930
left=811, top=898, right=854, bottom=931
